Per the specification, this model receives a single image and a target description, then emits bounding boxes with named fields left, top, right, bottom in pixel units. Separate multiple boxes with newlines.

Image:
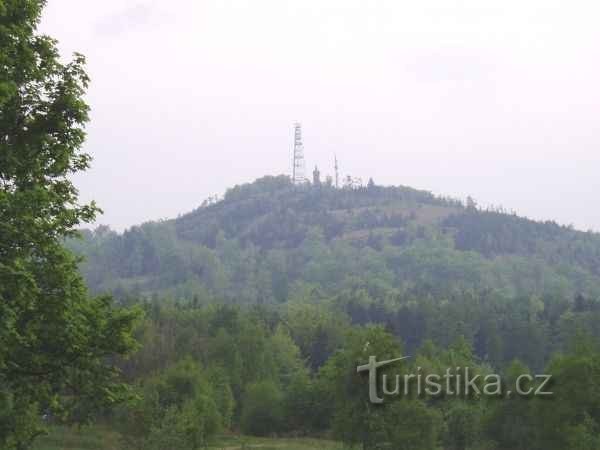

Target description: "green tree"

left=146, top=396, right=221, bottom=450
left=0, top=2, right=138, bottom=447
left=534, top=338, right=600, bottom=450
left=283, top=370, right=315, bottom=433
left=564, top=414, right=600, bottom=450
left=241, top=380, right=284, bottom=436
left=321, top=325, right=404, bottom=449
left=443, top=401, right=483, bottom=450
left=117, top=359, right=223, bottom=450
left=384, top=399, right=442, bottom=450
left=485, top=360, right=535, bottom=450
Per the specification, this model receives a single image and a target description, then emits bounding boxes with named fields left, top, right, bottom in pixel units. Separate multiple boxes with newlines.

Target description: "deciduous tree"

left=0, top=1, right=138, bottom=447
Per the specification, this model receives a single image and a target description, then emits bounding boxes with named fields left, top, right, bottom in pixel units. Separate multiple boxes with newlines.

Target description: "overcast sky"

left=39, top=0, right=600, bottom=231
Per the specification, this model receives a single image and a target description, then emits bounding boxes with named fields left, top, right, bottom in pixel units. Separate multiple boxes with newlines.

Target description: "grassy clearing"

left=213, top=435, right=344, bottom=450
left=32, top=426, right=344, bottom=450
left=32, top=425, right=121, bottom=450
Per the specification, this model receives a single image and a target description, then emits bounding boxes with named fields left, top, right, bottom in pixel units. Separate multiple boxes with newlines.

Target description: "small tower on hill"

left=313, top=166, right=321, bottom=185
left=334, top=154, right=339, bottom=189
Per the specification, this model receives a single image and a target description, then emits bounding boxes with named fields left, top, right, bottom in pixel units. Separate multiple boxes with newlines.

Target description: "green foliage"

left=241, top=380, right=284, bottom=436
left=145, top=398, right=221, bottom=450
left=116, top=359, right=223, bottom=449
left=485, top=360, right=534, bottom=450
left=446, top=208, right=600, bottom=277
left=443, top=401, right=484, bottom=450
left=7, top=2, right=600, bottom=450
left=63, top=176, right=600, bottom=374
left=68, top=176, right=600, bottom=306
left=282, top=370, right=315, bottom=433
left=90, top=299, right=600, bottom=450
left=284, top=302, right=348, bottom=370
left=533, top=342, right=600, bottom=450
left=0, top=2, right=138, bottom=448
left=384, top=399, right=442, bottom=450
left=321, top=325, right=404, bottom=449
left=564, top=414, right=600, bottom=450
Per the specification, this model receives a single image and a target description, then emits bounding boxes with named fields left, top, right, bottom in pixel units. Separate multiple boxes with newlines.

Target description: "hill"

left=69, top=175, right=600, bottom=304
left=64, top=176, right=600, bottom=446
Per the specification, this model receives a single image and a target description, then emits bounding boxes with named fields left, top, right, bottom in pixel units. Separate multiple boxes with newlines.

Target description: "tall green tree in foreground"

left=0, top=1, right=138, bottom=448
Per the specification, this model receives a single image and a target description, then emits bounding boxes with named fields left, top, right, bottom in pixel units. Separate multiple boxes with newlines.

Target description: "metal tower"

left=292, top=123, right=306, bottom=184
left=334, top=154, right=339, bottom=189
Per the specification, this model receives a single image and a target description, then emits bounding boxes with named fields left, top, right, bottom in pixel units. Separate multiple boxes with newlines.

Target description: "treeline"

left=445, top=208, right=600, bottom=275
left=92, top=300, right=600, bottom=450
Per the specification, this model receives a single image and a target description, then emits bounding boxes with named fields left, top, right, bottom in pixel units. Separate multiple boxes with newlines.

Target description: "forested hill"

left=68, top=175, right=600, bottom=304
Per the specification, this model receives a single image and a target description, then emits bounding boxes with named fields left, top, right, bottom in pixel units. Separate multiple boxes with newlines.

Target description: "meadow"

left=33, top=426, right=344, bottom=450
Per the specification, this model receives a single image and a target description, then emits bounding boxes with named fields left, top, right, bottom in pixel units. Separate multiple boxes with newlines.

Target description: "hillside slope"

left=68, top=175, right=600, bottom=303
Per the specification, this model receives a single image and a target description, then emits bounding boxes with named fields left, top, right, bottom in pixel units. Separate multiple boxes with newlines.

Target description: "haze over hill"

left=40, top=0, right=600, bottom=232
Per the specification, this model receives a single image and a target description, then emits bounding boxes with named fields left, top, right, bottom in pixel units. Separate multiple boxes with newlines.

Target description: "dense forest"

left=67, top=176, right=600, bottom=371
left=70, top=175, right=600, bottom=304
left=58, top=175, right=600, bottom=449
left=99, top=299, right=600, bottom=450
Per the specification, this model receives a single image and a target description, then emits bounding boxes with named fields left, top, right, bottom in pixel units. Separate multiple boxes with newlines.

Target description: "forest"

left=58, top=176, right=600, bottom=449
left=78, top=299, right=600, bottom=450
left=3, top=2, right=600, bottom=450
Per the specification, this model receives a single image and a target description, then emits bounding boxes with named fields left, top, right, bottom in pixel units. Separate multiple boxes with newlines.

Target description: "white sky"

left=39, top=0, right=600, bottom=231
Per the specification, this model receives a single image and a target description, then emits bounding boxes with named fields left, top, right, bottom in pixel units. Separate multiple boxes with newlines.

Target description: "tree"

left=443, top=401, right=483, bottom=450
left=384, top=399, right=442, bottom=450
left=565, top=414, right=600, bottom=450
left=117, top=359, right=223, bottom=450
left=321, top=325, right=405, bottom=449
left=534, top=339, right=600, bottom=450
left=283, top=370, right=315, bottom=433
left=241, top=380, right=284, bottom=436
left=0, top=1, right=138, bottom=447
left=466, top=196, right=477, bottom=210
left=144, top=396, right=221, bottom=450
left=485, top=360, right=535, bottom=450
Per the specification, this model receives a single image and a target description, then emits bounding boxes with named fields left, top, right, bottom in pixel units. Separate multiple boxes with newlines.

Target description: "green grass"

left=32, top=425, right=121, bottom=450
left=33, top=426, right=345, bottom=450
left=213, top=435, right=344, bottom=450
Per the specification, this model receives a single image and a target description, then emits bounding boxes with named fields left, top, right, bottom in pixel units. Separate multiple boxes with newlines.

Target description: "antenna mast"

left=292, top=123, right=306, bottom=184
left=334, top=154, right=339, bottom=188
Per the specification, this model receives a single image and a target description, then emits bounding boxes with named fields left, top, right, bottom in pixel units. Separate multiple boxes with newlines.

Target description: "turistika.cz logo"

left=357, top=356, right=553, bottom=404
